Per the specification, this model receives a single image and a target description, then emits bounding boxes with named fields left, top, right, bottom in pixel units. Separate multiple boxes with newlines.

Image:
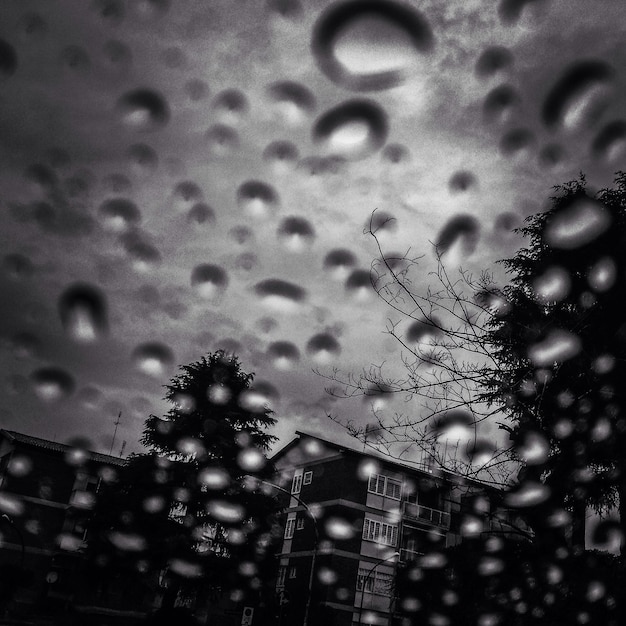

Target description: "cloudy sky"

left=1, top=0, right=625, bottom=458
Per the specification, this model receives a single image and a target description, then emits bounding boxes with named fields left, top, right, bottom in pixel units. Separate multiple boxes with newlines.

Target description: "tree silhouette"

left=88, top=350, right=281, bottom=613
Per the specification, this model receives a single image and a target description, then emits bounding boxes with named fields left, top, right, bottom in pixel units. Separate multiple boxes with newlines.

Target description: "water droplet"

left=345, top=269, right=373, bottom=301
left=475, top=46, right=513, bottom=77
left=0, top=493, right=25, bottom=516
left=466, top=438, right=498, bottom=466
left=7, top=455, right=33, bottom=478
left=0, top=39, right=18, bottom=78
left=542, top=60, right=614, bottom=130
left=263, top=141, right=299, bottom=172
left=587, top=256, right=617, bottom=292
left=368, top=211, right=397, bottom=234
left=323, top=249, right=357, bottom=279
left=121, top=232, right=162, bottom=272
left=102, top=173, right=132, bottom=194
left=267, top=81, right=316, bottom=124
left=267, top=341, right=300, bottom=370
left=237, top=181, right=279, bottom=218
left=205, top=124, right=239, bottom=155
left=516, top=431, right=550, bottom=465
left=418, top=552, right=447, bottom=569
left=25, top=163, right=57, bottom=190
left=381, top=143, right=410, bottom=164
left=499, top=128, right=535, bottom=157
left=436, top=214, right=480, bottom=257
left=239, top=381, right=278, bottom=412
left=477, top=556, right=504, bottom=576
left=543, top=198, right=611, bottom=249
left=448, top=170, right=477, bottom=193
left=162, top=46, right=185, bottom=69
left=3, top=254, right=34, bottom=280
left=59, top=283, right=108, bottom=342
left=254, top=279, right=306, bottom=311
left=172, top=180, right=203, bottom=212
left=59, top=45, right=91, bottom=73
left=267, top=0, right=303, bottom=18
left=237, top=448, right=266, bottom=472
left=92, top=0, right=125, bottom=24
left=185, top=79, right=209, bottom=101
left=431, top=409, right=474, bottom=442
left=127, top=143, right=158, bottom=174
left=277, top=216, right=316, bottom=251
left=591, top=120, right=626, bottom=162
left=325, top=517, right=355, bottom=540
left=108, top=531, right=147, bottom=552
left=229, top=226, right=253, bottom=245
left=30, top=367, right=75, bottom=402
left=483, top=85, right=519, bottom=123
left=102, top=40, right=133, bottom=74
left=532, top=266, right=571, bottom=303
left=17, top=13, right=48, bottom=41
left=99, top=198, right=141, bottom=232
left=504, top=481, right=550, bottom=507
left=528, top=329, right=581, bottom=367
left=406, top=318, right=442, bottom=345
left=187, top=203, right=215, bottom=226
left=213, top=89, right=249, bottom=122
left=313, top=99, right=388, bottom=159
left=132, top=342, right=174, bottom=376
left=190, top=264, right=229, bottom=299
left=539, top=144, right=565, bottom=168
left=206, top=500, right=245, bottom=524
left=130, top=0, right=170, bottom=20
left=312, top=0, right=434, bottom=91
left=234, top=253, right=257, bottom=271
left=306, top=333, right=341, bottom=363
left=9, top=332, right=40, bottom=359
left=176, top=437, right=205, bottom=458
left=117, top=89, right=170, bottom=131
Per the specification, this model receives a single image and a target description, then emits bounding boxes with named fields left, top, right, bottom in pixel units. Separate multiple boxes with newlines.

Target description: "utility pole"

left=109, top=411, right=121, bottom=455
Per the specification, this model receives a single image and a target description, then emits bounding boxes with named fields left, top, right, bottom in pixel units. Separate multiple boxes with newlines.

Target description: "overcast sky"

left=1, top=0, right=625, bottom=459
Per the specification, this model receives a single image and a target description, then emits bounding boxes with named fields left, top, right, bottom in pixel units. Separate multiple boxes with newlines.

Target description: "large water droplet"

left=59, top=284, right=108, bottom=342
left=587, top=256, right=617, bottom=292
left=504, top=481, right=550, bottom=508
left=108, top=531, right=147, bottom=552
left=543, top=198, right=611, bottom=249
left=239, top=381, right=279, bottom=413
left=132, top=342, right=174, bottom=376
left=591, top=120, right=626, bottom=162
left=483, top=85, right=519, bottom=123
left=254, top=279, right=306, bottom=311
left=528, top=329, right=581, bottom=367
left=532, top=266, right=571, bottom=303
left=542, top=60, right=614, bottom=130
left=516, top=431, right=550, bottom=465
left=172, top=180, right=203, bottom=212
left=30, top=367, right=75, bottom=402
left=263, top=141, right=300, bottom=172
left=206, top=500, right=245, bottom=524
left=213, top=89, right=249, bottom=122
left=267, top=81, right=316, bottom=124
left=206, top=124, right=239, bottom=155
left=436, top=215, right=480, bottom=257
left=431, top=409, right=474, bottom=442
left=313, top=99, right=388, bottom=159
left=117, top=89, right=170, bottom=131
left=345, top=269, right=373, bottom=301
left=312, top=0, right=434, bottom=91
left=191, top=264, right=229, bottom=299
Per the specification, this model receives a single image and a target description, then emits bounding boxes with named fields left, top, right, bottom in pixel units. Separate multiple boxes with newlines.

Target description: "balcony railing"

left=402, top=502, right=450, bottom=528
left=399, top=548, right=423, bottom=563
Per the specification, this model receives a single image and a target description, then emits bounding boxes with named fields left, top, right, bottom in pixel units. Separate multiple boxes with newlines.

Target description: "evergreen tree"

left=88, top=351, right=281, bottom=612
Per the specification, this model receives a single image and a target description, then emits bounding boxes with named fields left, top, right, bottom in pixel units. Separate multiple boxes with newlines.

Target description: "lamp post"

left=1, top=513, right=25, bottom=568
left=247, top=478, right=320, bottom=626
left=357, top=551, right=400, bottom=626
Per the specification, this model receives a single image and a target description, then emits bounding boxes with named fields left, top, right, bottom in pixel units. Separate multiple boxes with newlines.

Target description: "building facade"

left=271, top=431, right=510, bottom=626
left=0, top=429, right=149, bottom=622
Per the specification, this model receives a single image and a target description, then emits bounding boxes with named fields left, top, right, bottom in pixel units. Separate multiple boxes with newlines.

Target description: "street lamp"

left=357, top=551, right=400, bottom=626
left=1, top=513, right=25, bottom=568
left=246, top=478, right=319, bottom=626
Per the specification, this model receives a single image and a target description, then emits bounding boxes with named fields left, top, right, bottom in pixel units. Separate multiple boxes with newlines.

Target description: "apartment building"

left=271, top=431, right=507, bottom=626
left=0, top=429, right=145, bottom=620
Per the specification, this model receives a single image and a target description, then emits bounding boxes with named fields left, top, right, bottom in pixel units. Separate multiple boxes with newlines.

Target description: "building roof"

left=1, top=429, right=126, bottom=466
left=272, top=430, right=499, bottom=490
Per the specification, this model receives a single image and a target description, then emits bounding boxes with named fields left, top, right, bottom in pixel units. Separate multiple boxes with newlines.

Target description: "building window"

left=362, top=518, right=398, bottom=546
left=284, top=518, right=296, bottom=539
left=289, top=566, right=297, bottom=579
left=277, top=566, right=287, bottom=589
left=368, top=474, right=401, bottom=500
left=292, top=473, right=303, bottom=494
left=303, top=471, right=313, bottom=485
left=357, top=569, right=394, bottom=596
left=296, top=517, right=305, bottom=530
